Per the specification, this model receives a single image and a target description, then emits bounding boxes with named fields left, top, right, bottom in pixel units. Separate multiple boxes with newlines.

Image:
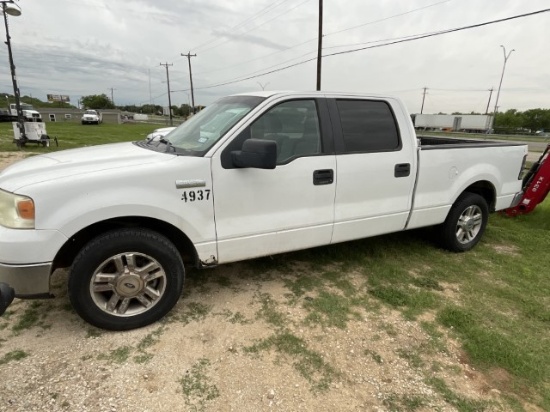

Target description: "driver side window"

left=221, top=99, right=323, bottom=168
left=252, top=100, right=322, bottom=164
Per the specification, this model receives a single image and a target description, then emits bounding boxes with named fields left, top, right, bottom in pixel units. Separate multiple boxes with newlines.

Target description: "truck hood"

left=0, top=142, right=175, bottom=192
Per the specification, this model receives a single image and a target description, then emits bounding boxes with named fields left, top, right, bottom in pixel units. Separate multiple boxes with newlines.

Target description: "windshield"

left=85, top=110, right=97, bottom=115
left=21, top=104, right=35, bottom=110
left=164, top=95, right=265, bottom=155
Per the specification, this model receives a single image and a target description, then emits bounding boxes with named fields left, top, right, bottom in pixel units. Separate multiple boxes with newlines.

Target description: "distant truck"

left=414, top=114, right=492, bottom=133
left=9, top=103, right=42, bottom=122
left=81, top=110, right=102, bottom=125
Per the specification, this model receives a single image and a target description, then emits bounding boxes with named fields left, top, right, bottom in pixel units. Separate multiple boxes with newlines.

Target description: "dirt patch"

left=0, top=263, right=514, bottom=412
left=491, top=244, right=520, bottom=257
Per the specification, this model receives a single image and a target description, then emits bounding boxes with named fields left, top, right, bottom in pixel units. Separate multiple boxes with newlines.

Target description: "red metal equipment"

left=505, top=144, right=550, bottom=216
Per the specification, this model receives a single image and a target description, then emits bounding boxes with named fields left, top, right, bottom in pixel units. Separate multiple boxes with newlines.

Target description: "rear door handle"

left=313, top=169, right=334, bottom=185
left=394, top=163, right=411, bottom=178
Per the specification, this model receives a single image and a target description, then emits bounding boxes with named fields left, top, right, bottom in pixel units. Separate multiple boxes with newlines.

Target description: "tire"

left=68, top=228, right=185, bottom=330
left=438, top=192, right=489, bottom=252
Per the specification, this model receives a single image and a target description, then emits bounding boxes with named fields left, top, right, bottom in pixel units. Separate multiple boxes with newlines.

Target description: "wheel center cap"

left=464, top=218, right=475, bottom=231
left=115, top=274, right=144, bottom=297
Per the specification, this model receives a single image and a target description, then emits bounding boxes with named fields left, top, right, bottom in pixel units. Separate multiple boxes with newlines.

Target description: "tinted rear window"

left=336, top=100, right=400, bottom=152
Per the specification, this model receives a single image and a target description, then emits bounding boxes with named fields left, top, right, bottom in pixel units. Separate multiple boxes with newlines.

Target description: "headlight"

left=0, top=189, right=35, bottom=229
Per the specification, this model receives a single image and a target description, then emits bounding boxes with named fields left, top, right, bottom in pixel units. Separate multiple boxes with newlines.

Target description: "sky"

left=0, top=0, right=549, bottom=114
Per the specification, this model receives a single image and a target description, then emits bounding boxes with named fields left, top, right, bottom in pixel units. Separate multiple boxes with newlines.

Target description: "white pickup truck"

left=81, top=109, right=102, bottom=125
left=0, top=91, right=527, bottom=330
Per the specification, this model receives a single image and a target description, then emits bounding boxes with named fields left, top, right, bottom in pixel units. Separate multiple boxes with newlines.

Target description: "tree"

left=81, top=94, right=115, bottom=109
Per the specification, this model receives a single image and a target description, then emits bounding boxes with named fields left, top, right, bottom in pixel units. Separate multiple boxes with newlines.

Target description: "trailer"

left=414, top=114, right=493, bottom=133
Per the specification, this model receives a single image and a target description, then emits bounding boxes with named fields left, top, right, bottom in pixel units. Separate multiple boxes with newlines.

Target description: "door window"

left=223, top=100, right=322, bottom=167
left=336, top=100, right=401, bottom=153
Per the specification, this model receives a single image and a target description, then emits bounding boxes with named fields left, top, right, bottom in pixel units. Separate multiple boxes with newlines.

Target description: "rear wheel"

left=68, top=228, right=184, bottom=330
left=438, top=192, right=488, bottom=252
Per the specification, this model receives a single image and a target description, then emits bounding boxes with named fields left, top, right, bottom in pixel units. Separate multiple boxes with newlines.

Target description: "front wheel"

left=437, top=192, right=489, bottom=252
left=68, top=228, right=185, bottom=330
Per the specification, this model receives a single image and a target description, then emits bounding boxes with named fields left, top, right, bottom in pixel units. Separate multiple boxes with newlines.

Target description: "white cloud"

left=0, top=0, right=548, bottom=113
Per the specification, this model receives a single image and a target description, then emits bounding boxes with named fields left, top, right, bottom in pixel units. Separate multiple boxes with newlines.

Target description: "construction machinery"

left=505, top=144, right=550, bottom=216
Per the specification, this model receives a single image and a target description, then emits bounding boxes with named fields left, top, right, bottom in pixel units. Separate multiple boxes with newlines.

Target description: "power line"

left=325, top=0, right=453, bottom=37
left=194, top=0, right=449, bottom=78
left=325, top=8, right=549, bottom=58
left=172, top=8, right=550, bottom=93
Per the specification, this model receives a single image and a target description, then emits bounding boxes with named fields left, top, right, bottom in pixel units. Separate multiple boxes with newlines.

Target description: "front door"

left=211, top=98, right=336, bottom=263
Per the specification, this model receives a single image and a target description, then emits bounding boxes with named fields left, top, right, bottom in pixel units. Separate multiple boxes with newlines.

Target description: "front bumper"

left=0, top=261, right=52, bottom=297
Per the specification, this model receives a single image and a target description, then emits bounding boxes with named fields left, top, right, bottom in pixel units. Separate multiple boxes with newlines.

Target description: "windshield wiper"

left=159, top=137, right=176, bottom=152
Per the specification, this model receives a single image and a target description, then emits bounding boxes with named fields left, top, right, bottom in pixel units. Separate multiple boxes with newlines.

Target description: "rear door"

left=328, top=97, right=416, bottom=243
left=211, top=97, right=337, bottom=263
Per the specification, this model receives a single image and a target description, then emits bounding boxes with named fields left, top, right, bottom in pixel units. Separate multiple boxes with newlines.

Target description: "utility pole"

left=160, top=62, right=173, bottom=126
left=181, top=52, right=197, bottom=113
left=316, top=0, right=323, bottom=91
left=108, top=87, right=116, bottom=106
left=257, top=82, right=270, bottom=90
left=2, top=1, right=25, bottom=144
left=420, top=87, right=428, bottom=114
left=485, top=88, right=494, bottom=115
left=148, top=69, right=152, bottom=106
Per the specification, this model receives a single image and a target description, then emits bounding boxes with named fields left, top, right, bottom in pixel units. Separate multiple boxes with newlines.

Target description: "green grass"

left=179, top=358, right=220, bottom=410
left=0, top=121, right=159, bottom=152
left=245, top=332, right=337, bottom=391
left=0, top=349, right=28, bottom=365
left=97, top=346, right=131, bottom=364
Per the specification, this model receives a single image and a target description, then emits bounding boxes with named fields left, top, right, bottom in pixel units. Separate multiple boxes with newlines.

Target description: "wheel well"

left=52, top=217, right=198, bottom=271
left=463, top=181, right=496, bottom=211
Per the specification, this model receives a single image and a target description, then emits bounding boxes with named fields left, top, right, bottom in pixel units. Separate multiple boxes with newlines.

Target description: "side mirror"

left=231, top=139, right=277, bottom=169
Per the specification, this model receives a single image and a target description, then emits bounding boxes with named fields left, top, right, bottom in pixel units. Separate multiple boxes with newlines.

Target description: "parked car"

left=0, top=109, right=16, bottom=122
left=0, top=91, right=527, bottom=330
left=81, top=110, right=102, bottom=125
left=146, top=126, right=176, bottom=142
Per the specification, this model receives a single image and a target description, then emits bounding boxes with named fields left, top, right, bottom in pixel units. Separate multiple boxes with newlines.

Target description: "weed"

left=397, top=348, right=425, bottom=368
left=137, top=327, right=164, bottom=351
left=426, top=376, right=488, bottom=411
left=85, top=328, right=103, bottom=338
left=364, top=349, right=383, bottom=364
left=245, top=332, right=336, bottom=391
left=383, top=393, right=426, bottom=411
left=216, top=309, right=250, bottom=325
left=97, top=346, right=131, bottom=364
left=303, top=291, right=358, bottom=329
left=134, top=353, right=154, bottom=364
left=178, top=302, right=212, bottom=325
left=0, top=349, right=28, bottom=365
left=179, top=358, right=220, bottom=410
left=12, top=304, right=40, bottom=332
left=256, top=293, right=286, bottom=328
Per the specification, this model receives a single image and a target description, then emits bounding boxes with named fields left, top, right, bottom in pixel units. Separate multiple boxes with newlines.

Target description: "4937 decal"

left=181, top=189, right=211, bottom=202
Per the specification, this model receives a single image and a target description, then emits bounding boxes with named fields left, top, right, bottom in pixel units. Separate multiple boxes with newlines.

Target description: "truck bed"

left=418, top=135, right=524, bottom=149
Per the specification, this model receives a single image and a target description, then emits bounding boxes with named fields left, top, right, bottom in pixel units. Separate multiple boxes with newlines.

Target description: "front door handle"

left=313, top=169, right=334, bottom=185
left=394, top=163, right=411, bottom=178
